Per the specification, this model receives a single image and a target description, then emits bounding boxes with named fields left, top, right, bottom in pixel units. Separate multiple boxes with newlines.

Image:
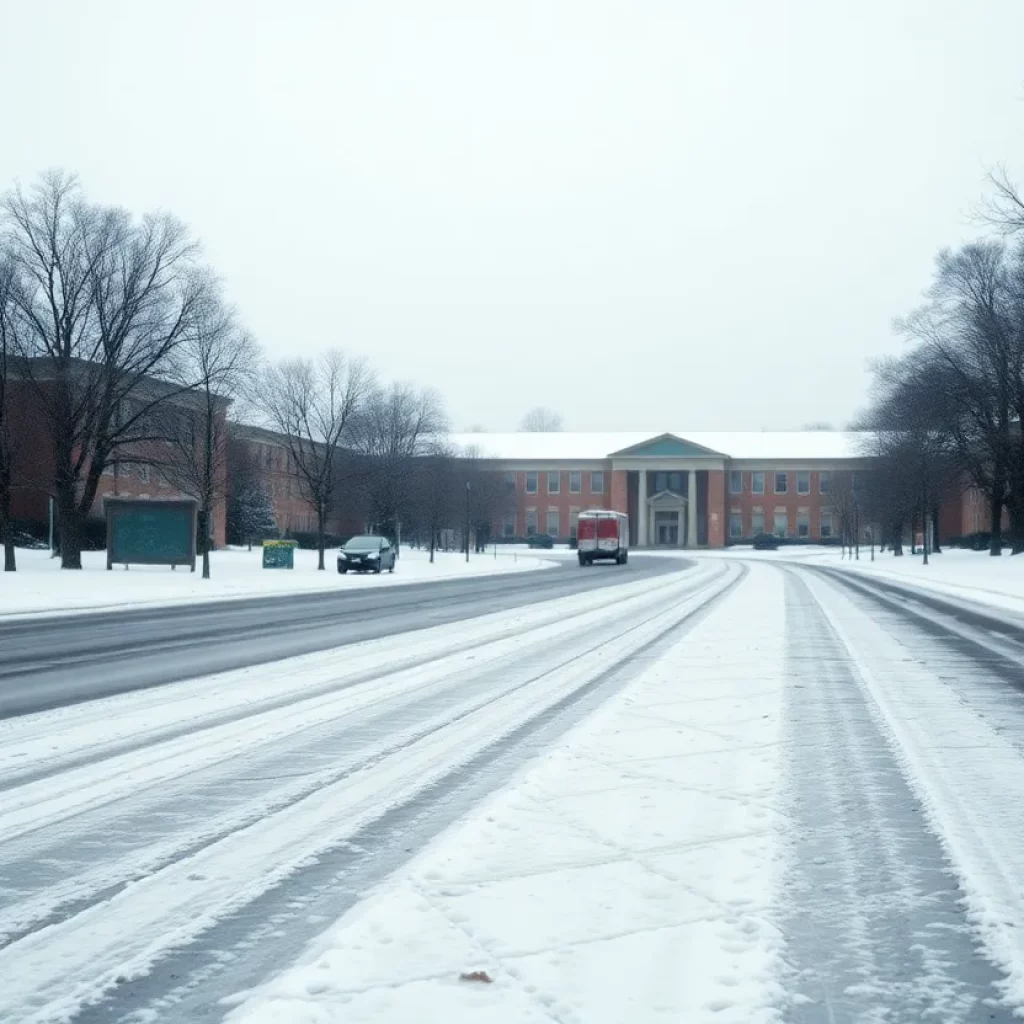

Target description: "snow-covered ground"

left=224, top=562, right=790, bottom=1024
left=0, top=545, right=552, bottom=618
left=220, top=561, right=1023, bottom=1023
left=688, top=545, right=1024, bottom=618
left=3, top=556, right=1024, bottom=1022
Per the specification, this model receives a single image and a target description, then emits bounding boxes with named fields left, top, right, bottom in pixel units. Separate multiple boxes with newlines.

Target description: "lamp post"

left=465, top=480, right=471, bottom=563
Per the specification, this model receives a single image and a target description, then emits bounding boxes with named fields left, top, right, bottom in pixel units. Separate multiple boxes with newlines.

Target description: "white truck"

left=576, top=509, right=629, bottom=566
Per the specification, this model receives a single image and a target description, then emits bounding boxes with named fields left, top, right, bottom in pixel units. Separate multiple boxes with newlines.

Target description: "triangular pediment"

left=647, top=489, right=686, bottom=507
left=610, top=433, right=724, bottom=459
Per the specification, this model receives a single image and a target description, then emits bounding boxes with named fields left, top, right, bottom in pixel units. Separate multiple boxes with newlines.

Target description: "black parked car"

left=527, top=533, right=555, bottom=549
left=338, top=535, right=396, bottom=573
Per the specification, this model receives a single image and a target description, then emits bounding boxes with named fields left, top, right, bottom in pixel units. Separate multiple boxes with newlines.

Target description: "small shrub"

left=283, top=531, right=348, bottom=550
left=752, top=532, right=780, bottom=551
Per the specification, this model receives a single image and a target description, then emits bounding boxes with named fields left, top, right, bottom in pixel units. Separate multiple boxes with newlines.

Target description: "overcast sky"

left=2, top=1, right=1022, bottom=431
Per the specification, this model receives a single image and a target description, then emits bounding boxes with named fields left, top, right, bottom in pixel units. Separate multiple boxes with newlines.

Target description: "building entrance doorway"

left=654, top=510, right=680, bottom=546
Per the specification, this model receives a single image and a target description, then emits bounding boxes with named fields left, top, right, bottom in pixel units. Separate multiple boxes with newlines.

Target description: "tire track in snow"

left=778, top=568, right=1013, bottom=1023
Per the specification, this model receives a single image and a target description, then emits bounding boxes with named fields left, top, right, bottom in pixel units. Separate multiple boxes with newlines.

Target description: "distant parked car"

left=527, top=533, right=555, bottom=549
left=337, top=535, right=396, bottom=574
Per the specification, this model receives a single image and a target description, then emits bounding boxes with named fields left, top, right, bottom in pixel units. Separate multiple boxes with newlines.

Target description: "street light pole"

left=465, top=480, right=471, bottom=563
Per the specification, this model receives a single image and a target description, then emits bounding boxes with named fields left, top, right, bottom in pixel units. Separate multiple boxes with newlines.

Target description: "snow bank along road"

left=4, top=556, right=1024, bottom=1021
left=0, top=553, right=681, bottom=717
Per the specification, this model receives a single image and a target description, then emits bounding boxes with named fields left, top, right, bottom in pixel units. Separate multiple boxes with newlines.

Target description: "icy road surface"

left=2, top=558, right=1024, bottom=1022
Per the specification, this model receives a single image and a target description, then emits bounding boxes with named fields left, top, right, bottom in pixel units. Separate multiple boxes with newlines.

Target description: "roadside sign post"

left=105, top=499, right=198, bottom=572
left=262, top=539, right=298, bottom=569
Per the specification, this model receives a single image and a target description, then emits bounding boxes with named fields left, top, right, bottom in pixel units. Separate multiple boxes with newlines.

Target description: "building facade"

left=454, top=431, right=872, bottom=548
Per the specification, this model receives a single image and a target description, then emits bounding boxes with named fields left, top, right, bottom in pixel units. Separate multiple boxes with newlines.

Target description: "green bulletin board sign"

left=262, top=539, right=298, bottom=569
left=106, top=498, right=198, bottom=571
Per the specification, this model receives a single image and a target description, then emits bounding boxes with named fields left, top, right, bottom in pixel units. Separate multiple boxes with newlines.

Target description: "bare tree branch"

left=260, top=350, right=371, bottom=569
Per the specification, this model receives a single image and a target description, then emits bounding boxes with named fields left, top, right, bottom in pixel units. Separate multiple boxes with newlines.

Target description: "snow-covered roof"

left=452, top=431, right=867, bottom=461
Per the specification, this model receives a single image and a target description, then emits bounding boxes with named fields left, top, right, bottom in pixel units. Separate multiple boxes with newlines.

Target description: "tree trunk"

left=1, top=510, right=14, bottom=572
left=931, top=508, right=942, bottom=554
left=429, top=532, right=435, bottom=564
left=316, top=507, right=326, bottom=570
left=990, top=496, right=1004, bottom=556
left=892, top=519, right=903, bottom=556
left=0, top=471, right=13, bottom=571
left=198, top=507, right=211, bottom=579
left=922, top=489, right=929, bottom=566
left=56, top=487, right=83, bottom=570
left=1009, top=504, right=1024, bottom=555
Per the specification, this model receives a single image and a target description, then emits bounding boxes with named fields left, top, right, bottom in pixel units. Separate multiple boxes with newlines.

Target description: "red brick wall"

left=609, top=470, right=628, bottom=516
left=707, top=470, right=725, bottom=548
left=725, top=468, right=838, bottom=541
left=508, top=467, right=611, bottom=539
left=242, top=438, right=361, bottom=538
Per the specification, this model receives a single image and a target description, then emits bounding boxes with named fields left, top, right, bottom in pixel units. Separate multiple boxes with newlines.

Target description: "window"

left=118, top=462, right=132, bottom=478
left=729, top=512, right=743, bottom=539
left=797, top=471, right=810, bottom=495
left=774, top=472, right=788, bottom=494
left=820, top=511, right=834, bottom=538
left=547, top=472, right=560, bottom=495
left=525, top=509, right=537, bottom=536
left=138, top=465, right=151, bottom=484
left=546, top=510, right=560, bottom=536
left=505, top=472, right=516, bottom=493
left=774, top=512, right=788, bottom=538
left=569, top=471, right=581, bottom=494
left=525, top=471, right=538, bottom=494
left=751, top=511, right=765, bottom=535
left=502, top=515, right=516, bottom=538
left=569, top=507, right=580, bottom=542
left=729, top=470, right=743, bottom=494
left=797, top=511, right=810, bottom=538
left=751, top=471, right=765, bottom=495
left=819, top=472, right=831, bottom=494
left=591, top=471, right=604, bottom=494
left=653, top=471, right=682, bottom=494
left=103, top=464, right=115, bottom=477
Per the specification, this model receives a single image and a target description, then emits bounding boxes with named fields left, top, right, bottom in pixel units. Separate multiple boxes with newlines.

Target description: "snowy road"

left=0, top=553, right=681, bottom=717
left=4, top=557, right=1024, bottom=1022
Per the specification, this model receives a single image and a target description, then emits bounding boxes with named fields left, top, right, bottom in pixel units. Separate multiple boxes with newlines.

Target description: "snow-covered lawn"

left=224, top=563, right=790, bottom=1024
left=0, top=546, right=552, bottom=618
left=694, top=545, right=1024, bottom=617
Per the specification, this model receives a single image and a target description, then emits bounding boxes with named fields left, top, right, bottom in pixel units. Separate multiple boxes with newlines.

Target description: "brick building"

left=8, top=365, right=232, bottom=547
left=452, top=431, right=875, bottom=547
left=229, top=424, right=362, bottom=539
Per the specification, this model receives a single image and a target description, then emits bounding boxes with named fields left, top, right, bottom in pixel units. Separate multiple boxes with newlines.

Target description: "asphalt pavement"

left=0, top=553, right=687, bottom=718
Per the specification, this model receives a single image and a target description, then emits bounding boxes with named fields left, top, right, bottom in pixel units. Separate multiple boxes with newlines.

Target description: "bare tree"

left=157, top=290, right=259, bottom=578
left=464, top=453, right=515, bottom=552
left=413, top=440, right=459, bottom=563
left=352, top=382, right=448, bottom=551
left=1, top=171, right=208, bottom=568
left=518, top=406, right=564, bottom=432
left=894, top=241, right=1021, bottom=554
left=981, top=167, right=1024, bottom=235
left=0, top=256, right=19, bottom=570
left=261, top=350, right=370, bottom=569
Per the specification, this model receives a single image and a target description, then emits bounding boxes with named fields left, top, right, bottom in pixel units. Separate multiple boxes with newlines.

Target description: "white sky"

left=2, top=0, right=1022, bottom=431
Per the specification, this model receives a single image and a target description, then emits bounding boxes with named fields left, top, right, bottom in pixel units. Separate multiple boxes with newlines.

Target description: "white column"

left=687, top=469, right=698, bottom=547
left=637, top=470, right=647, bottom=547
left=677, top=507, right=684, bottom=547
